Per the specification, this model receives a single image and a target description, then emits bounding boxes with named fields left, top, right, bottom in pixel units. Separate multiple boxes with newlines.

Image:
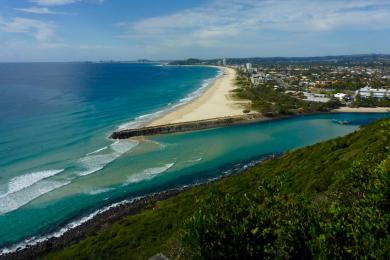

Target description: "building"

left=245, top=63, right=252, bottom=71
left=334, top=93, right=347, bottom=101
left=250, top=75, right=264, bottom=85
left=222, top=58, right=226, bottom=66
left=302, top=92, right=330, bottom=103
left=355, top=87, right=390, bottom=99
left=250, top=72, right=271, bottom=85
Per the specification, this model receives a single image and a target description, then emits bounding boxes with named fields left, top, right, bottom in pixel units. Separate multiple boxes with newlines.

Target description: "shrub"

left=183, top=123, right=390, bottom=258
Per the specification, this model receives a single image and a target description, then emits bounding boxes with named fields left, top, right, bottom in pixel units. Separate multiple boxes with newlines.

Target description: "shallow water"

left=0, top=63, right=389, bottom=251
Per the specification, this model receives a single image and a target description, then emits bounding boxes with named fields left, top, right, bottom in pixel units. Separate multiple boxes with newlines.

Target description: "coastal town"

left=174, top=55, right=390, bottom=113
left=229, top=59, right=390, bottom=109
left=169, top=55, right=390, bottom=115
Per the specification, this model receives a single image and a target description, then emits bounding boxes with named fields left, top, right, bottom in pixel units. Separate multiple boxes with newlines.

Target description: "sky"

left=0, top=0, right=390, bottom=61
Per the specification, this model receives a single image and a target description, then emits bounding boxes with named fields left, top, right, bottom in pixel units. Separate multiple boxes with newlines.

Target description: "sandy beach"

left=333, top=107, right=390, bottom=113
left=148, top=67, right=248, bottom=126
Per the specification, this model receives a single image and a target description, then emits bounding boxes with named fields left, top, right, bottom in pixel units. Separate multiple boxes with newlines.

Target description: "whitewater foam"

left=0, top=139, right=138, bottom=215
left=126, top=163, right=175, bottom=185
left=86, top=146, right=108, bottom=156
left=186, top=157, right=203, bottom=163
left=78, top=140, right=138, bottom=176
left=85, top=187, right=114, bottom=195
left=0, top=169, right=64, bottom=199
left=0, top=180, right=70, bottom=215
left=110, top=139, right=138, bottom=154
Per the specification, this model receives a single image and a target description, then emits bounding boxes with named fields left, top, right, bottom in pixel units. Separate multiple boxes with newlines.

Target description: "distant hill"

left=136, top=59, right=155, bottom=63
left=168, top=58, right=206, bottom=65
left=44, top=119, right=390, bottom=259
left=169, top=54, right=390, bottom=65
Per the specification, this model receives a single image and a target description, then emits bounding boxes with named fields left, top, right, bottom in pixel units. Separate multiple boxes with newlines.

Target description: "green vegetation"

left=329, top=79, right=366, bottom=91
left=45, top=119, right=390, bottom=259
left=353, top=95, right=390, bottom=107
left=233, top=71, right=341, bottom=116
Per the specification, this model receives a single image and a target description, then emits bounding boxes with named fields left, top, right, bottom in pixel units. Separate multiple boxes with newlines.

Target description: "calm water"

left=0, top=63, right=389, bottom=251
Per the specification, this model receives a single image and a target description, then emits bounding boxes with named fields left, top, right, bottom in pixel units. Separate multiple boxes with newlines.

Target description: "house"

left=334, top=93, right=347, bottom=101
left=246, top=63, right=252, bottom=71
left=302, top=92, right=330, bottom=103
left=355, top=87, right=390, bottom=99
left=250, top=72, right=269, bottom=85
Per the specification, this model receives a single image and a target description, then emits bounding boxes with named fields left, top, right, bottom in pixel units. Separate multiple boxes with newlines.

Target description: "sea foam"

left=0, top=139, right=138, bottom=215
left=0, top=169, right=64, bottom=198
left=86, top=146, right=108, bottom=156
left=0, top=179, right=70, bottom=215
left=78, top=139, right=138, bottom=176
left=126, top=162, right=175, bottom=185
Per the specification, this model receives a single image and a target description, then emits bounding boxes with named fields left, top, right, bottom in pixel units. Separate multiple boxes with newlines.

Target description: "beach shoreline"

left=332, top=107, right=390, bottom=113
left=148, top=66, right=250, bottom=127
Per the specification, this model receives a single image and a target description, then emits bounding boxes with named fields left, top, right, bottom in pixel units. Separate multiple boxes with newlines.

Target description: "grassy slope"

left=45, top=119, right=389, bottom=260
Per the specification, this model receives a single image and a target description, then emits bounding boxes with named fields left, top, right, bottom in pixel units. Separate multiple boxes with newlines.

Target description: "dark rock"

left=111, top=114, right=266, bottom=139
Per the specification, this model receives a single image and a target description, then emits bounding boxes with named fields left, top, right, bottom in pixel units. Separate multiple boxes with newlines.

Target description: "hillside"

left=44, top=119, right=390, bottom=259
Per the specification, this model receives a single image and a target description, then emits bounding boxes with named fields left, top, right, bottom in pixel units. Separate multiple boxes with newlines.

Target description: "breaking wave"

left=125, top=163, right=175, bottom=185
left=0, top=139, right=139, bottom=215
left=77, top=140, right=138, bottom=176
left=0, top=179, right=70, bottom=215
left=0, top=169, right=64, bottom=198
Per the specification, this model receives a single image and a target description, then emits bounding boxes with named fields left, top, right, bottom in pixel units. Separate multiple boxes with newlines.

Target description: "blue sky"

left=0, top=0, right=390, bottom=61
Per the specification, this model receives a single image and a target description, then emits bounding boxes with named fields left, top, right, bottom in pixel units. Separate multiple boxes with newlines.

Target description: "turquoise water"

left=0, top=63, right=389, bottom=251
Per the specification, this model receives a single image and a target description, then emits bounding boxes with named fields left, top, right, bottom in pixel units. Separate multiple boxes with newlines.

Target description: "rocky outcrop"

left=111, top=114, right=265, bottom=139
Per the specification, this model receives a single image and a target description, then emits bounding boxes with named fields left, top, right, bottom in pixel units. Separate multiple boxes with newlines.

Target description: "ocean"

left=0, top=63, right=389, bottom=252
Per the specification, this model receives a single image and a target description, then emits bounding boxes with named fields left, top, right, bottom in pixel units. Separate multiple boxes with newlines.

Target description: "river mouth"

left=1, top=112, right=389, bottom=252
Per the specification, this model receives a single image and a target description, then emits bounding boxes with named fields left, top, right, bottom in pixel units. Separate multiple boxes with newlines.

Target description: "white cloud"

left=30, top=0, right=80, bottom=6
left=116, top=0, right=390, bottom=54
left=30, top=0, right=104, bottom=6
left=0, top=17, right=55, bottom=42
left=1, top=0, right=389, bottom=61
left=15, top=6, right=72, bottom=15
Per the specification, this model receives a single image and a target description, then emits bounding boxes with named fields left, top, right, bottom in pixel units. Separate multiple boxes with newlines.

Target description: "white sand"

left=148, top=67, right=249, bottom=126
left=333, top=107, right=390, bottom=113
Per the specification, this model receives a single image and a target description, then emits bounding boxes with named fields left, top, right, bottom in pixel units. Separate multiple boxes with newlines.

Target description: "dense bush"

left=183, top=121, right=390, bottom=259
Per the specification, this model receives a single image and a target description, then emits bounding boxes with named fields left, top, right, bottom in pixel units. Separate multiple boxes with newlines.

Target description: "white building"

left=245, top=63, right=252, bottom=71
left=222, top=58, right=226, bottom=66
left=302, top=92, right=330, bottom=103
left=355, top=87, right=390, bottom=99
left=250, top=72, right=270, bottom=85
left=334, top=93, right=347, bottom=101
